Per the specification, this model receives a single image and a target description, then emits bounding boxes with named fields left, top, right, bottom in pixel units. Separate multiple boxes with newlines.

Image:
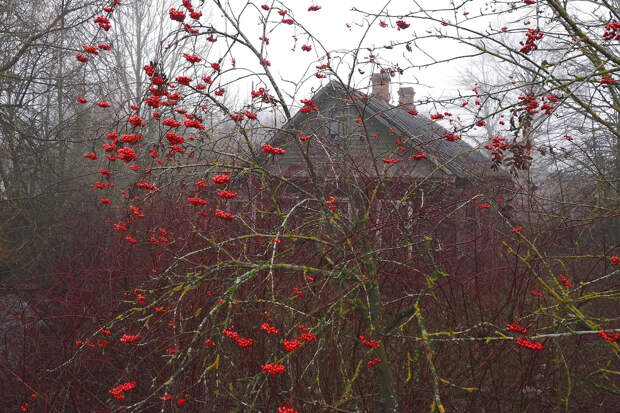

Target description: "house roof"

left=263, top=80, right=494, bottom=181
left=354, top=87, right=489, bottom=177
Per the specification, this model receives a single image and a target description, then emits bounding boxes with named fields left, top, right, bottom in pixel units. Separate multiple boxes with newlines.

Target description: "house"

left=254, top=73, right=511, bottom=261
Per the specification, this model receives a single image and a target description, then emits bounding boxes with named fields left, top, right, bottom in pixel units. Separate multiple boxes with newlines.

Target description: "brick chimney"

left=398, top=87, right=416, bottom=112
left=371, top=72, right=391, bottom=103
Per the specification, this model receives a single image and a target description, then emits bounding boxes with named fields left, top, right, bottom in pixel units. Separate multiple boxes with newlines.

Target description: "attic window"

left=326, top=106, right=351, bottom=138
left=327, top=118, right=340, bottom=138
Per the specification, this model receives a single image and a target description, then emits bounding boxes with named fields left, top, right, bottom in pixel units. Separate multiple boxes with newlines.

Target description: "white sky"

left=201, top=0, right=515, bottom=108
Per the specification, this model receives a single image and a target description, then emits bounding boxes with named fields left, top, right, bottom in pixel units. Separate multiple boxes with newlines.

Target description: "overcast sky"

left=202, top=0, right=520, bottom=108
